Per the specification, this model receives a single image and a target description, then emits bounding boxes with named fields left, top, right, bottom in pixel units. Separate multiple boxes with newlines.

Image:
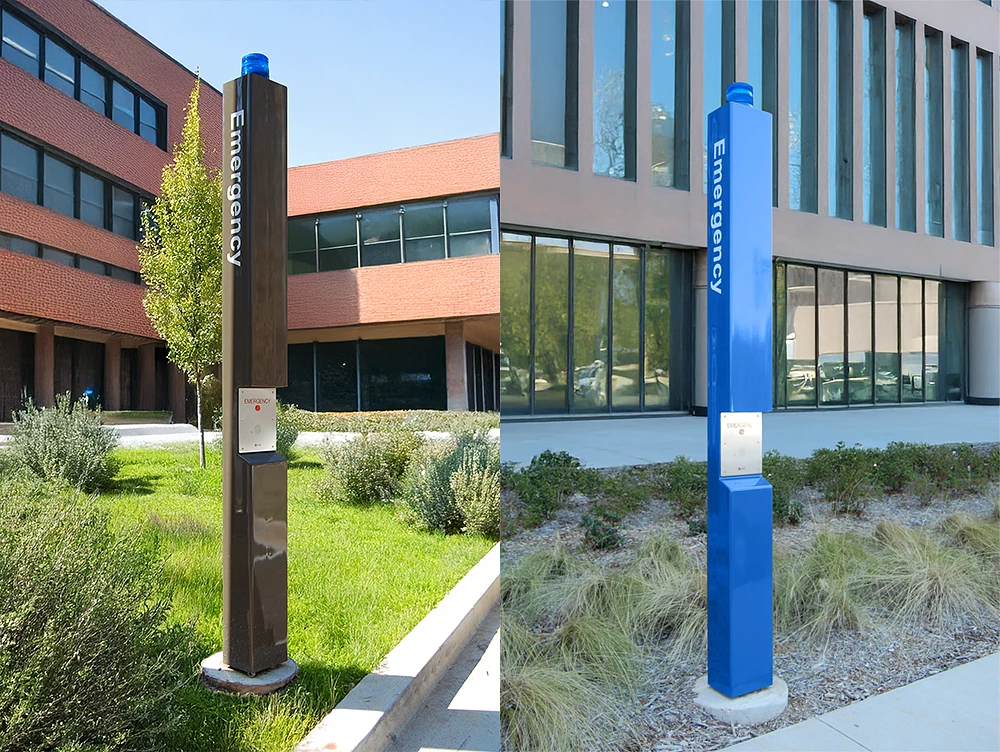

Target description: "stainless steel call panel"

left=720, top=411, right=763, bottom=477
left=238, top=387, right=277, bottom=454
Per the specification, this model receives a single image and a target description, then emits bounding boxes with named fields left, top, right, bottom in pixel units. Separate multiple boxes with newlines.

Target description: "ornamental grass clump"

left=0, top=490, right=196, bottom=751
left=9, top=393, right=120, bottom=492
left=399, top=431, right=499, bottom=537
left=320, top=428, right=422, bottom=505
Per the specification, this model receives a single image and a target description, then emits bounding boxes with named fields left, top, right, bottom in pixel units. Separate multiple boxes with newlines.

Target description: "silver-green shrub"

left=9, top=393, right=120, bottom=491
left=275, top=401, right=299, bottom=459
left=401, top=432, right=500, bottom=537
left=320, top=428, right=422, bottom=505
left=0, top=490, right=196, bottom=750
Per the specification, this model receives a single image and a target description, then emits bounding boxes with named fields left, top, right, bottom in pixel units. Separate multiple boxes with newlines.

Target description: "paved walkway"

left=388, top=603, right=500, bottom=752
left=727, top=653, right=1000, bottom=751
left=500, top=404, right=1000, bottom=468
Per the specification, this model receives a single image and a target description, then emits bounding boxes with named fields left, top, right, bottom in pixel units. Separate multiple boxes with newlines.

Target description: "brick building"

left=0, top=0, right=499, bottom=421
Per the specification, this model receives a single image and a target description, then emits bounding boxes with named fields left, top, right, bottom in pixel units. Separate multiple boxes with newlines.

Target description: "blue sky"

left=95, top=0, right=500, bottom=167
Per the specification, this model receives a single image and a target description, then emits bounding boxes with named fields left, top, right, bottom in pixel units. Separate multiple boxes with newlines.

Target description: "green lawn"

left=102, top=445, right=493, bottom=751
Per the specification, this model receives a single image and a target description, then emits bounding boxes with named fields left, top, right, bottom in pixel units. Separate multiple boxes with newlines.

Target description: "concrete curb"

left=294, top=543, right=500, bottom=752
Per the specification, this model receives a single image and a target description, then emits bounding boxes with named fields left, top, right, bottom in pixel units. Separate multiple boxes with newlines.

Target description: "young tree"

left=138, top=79, right=222, bottom=468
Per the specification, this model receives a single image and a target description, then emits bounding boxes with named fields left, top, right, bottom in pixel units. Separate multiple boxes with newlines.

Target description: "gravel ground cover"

left=502, top=484, right=1000, bottom=751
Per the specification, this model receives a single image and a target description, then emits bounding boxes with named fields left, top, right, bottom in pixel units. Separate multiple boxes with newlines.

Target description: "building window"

left=42, top=246, right=75, bottom=267
left=466, top=343, right=499, bottom=412
left=360, top=207, right=401, bottom=267
left=0, top=232, right=38, bottom=256
left=287, top=217, right=317, bottom=274
left=403, top=202, right=445, bottom=262
left=650, top=0, right=690, bottom=190
left=112, top=186, right=136, bottom=239
left=748, top=0, right=778, bottom=207
left=924, top=29, right=944, bottom=237
left=977, top=51, right=994, bottom=246
left=847, top=272, right=873, bottom=404
left=79, top=171, right=105, bottom=228
left=447, top=196, right=493, bottom=257
left=318, top=341, right=359, bottom=412
left=78, top=256, right=106, bottom=275
left=80, top=61, right=106, bottom=115
left=874, top=275, right=899, bottom=403
left=783, top=265, right=816, bottom=406
left=361, top=337, right=447, bottom=411
left=139, top=97, right=159, bottom=146
left=500, top=232, right=532, bottom=415
left=43, top=154, right=74, bottom=217
left=44, top=38, right=75, bottom=98
left=533, top=237, right=570, bottom=413
left=951, top=40, right=971, bottom=242
left=828, top=0, right=853, bottom=220
left=592, top=0, right=636, bottom=180
left=612, top=245, right=640, bottom=410
left=1, top=9, right=39, bottom=77
left=817, top=268, right=845, bottom=405
left=0, top=133, right=39, bottom=204
left=894, top=17, right=916, bottom=232
left=112, top=81, right=135, bottom=132
left=571, top=240, right=610, bottom=412
left=788, top=0, right=818, bottom=213
left=900, top=276, right=923, bottom=402
left=319, top=213, right=359, bottom=271
left=530, top=0, right=578, bottom=169
left=278, top=344, right=316, bottom=411
left=501, top=0, right=513, bottom=158
left=862, top=6, right=886, bottom=227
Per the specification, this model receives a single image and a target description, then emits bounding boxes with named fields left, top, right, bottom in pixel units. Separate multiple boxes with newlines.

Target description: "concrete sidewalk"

left=500, top=404, right=1000, bottom=468
left=388, top=603, right=499, bottom=752
left=727, top=652, right=1000, bottom=751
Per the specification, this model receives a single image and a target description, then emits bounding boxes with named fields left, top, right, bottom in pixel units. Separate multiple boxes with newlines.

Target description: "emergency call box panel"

left=238, top=388, right=277, bottom=454
left=720, top=411, right=763, bottom=477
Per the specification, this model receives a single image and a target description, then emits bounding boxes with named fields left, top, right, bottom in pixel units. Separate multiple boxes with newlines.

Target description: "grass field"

left=102, top=444, right=493, bottom=751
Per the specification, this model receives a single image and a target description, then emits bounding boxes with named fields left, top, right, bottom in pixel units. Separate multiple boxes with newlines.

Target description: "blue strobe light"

left=242, top=53, right=269, bottom=78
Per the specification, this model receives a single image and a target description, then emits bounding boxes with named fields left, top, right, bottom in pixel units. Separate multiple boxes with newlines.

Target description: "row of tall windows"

left=278, top=337, right=451, bottom=412
left=0, top=130, right=145, bottom=241
left=512, top=0, right=996, bottom=247
left=0, top=5, right=165, bottom=149
left=286, top=195, right=497, bottom=275
left=775, top=263, right=966, bottom=408
left=0, top=230, right=140, bottom=283
left=500, top=231, right=692, bottom=415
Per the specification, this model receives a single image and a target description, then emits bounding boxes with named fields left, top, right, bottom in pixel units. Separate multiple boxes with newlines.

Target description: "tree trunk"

left=196, top=376, right=205, bottom=469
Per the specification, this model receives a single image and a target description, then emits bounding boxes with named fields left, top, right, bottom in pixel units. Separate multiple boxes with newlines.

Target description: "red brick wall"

left=0, top=192, right=142, bottom=270
left=289, top=135, right=500, bottom=217
left=288, top=254, right=500, bottom=330
left=0, top=247, right=156, bottom=338
left=11, top=0, right=224, bottom=175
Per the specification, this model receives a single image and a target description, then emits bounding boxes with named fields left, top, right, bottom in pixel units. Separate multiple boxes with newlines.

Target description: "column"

left=103, top=337, right=121, bottom=412
left=168, top=363, right=187, bottom=424
left=693, top=249, right=708, bottom=414
left=445, top=320, right=469, bottom=411
left=967, top=282, right=1000, bottom=404
left=34, top=324, right=54, bottom=407
left=138, top=343, right=156, bottom=410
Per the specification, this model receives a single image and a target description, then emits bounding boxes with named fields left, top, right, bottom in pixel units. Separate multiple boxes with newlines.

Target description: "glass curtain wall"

left=976, top=51, right=994, bottom=246
left=775, top=264, right=964, bottom=407
left=924, top=29, right=944, bottom=237
left=828, top=0, right=853, bottom=219
left=951, top=41, right=970, bottom=242
left=500, top=231, right=691, bottom=415
left=895, top=17, right=916, bottom=231
left=593, top=0, right=636, bottom=180
left=862, top=7, right=886, bottom=227
left=788, top=0, right=818, bottom=213
left=531, top=0, right=578, bottom=168
left=748, top=0, right=778, bottom=206
left=650, top=0, right=690, bottom=189
left=703, top=0, right=734, bottom=192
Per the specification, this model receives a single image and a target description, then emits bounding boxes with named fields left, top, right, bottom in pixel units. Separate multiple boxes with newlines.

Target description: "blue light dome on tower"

left=726, top=82, right=753, bottom=107
left=242, top=53, right=269, bottom=78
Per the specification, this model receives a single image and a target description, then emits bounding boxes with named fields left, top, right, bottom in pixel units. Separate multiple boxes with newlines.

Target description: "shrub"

left=275, top=401, right=299, bottom=459
left=874, top=442, right=923, bottom=493
left=506, top=451, right=586, bottom=526
left=9, top=393, right=120, bottom=491
left=0, top=491, right=195, bottom=751
left=320, top=428, right=422, bottom=505
left=763, top=451, right=804, bottom=525
left=580, top=505, right=623, bottom=550
left=282, top=408, right=498, bottom=434
left=400, top=432, right=499, bottom=536
left=807, top=441, right=877, bottom=514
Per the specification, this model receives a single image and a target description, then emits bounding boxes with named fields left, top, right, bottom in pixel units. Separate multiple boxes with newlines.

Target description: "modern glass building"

left=500, top=0, right=999, bottom=418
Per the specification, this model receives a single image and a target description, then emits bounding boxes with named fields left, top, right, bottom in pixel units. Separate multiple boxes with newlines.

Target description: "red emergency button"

left=255, top=405, right=261, bottom=411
